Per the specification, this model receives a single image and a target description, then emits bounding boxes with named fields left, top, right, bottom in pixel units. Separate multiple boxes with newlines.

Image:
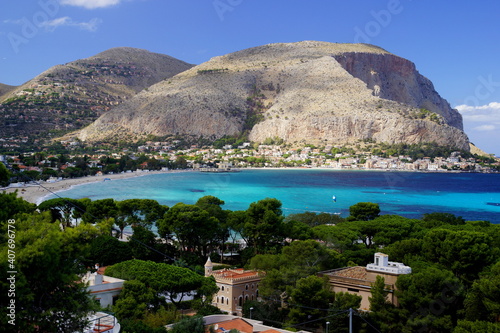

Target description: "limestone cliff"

left=76, top=41, right=469, bottom=150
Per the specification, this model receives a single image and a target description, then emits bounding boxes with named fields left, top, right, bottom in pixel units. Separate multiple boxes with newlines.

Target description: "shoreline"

left=1, top=170, right=175, bottom=204
left=2, top=167, right=498, bottom=205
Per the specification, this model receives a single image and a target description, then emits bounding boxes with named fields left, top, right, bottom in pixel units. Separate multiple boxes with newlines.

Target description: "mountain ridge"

left=0, top=83, right=17, bottom=100
left=0, top=47, right=193, bottom=138
left=76, top=41, right=469, bottom=150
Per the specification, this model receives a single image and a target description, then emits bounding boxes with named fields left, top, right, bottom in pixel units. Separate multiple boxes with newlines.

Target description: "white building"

left=320, top=253, right=411, bottom=310
left=366, top=252, right=412, bottom=275
left=83, top=267, right=125, bottom=308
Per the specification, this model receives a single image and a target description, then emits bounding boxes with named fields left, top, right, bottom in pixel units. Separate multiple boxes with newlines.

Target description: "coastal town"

left=1, top=138, right=499, bottom=188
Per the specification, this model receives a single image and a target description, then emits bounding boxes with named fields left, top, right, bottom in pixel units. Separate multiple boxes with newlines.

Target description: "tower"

left=205, top=257, right=213, bottom=277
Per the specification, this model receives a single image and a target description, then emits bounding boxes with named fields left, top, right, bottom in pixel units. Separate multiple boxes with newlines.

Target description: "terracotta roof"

left=260, top=330, right=282, bottom=333
left=210, top=318, right=253, bottom=333
left=213, top=268, right=260, bottom=279
left=330, top=266, right=367, bottom=280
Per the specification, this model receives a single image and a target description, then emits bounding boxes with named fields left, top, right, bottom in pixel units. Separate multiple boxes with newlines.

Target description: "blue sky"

left=1, top=0, right=499, bottom=156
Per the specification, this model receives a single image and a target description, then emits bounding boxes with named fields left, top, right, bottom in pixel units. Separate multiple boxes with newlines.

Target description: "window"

left=221, top=296, right=224, bottom=304
left=245, top=284, right=249, bottom=290
left=221, top=286, right=224, bottom=291
left=239, top=297, right=243, bottom=306
left=347, top=288, right=359, bottom=293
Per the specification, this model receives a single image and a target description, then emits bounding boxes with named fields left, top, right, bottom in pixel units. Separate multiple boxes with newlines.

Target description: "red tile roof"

left=213, top=268, right=261, bottom=279
left=209, top=318, right=253, bottom=333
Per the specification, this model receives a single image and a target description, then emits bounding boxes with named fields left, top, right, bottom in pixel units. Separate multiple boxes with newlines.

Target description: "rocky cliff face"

left=77, top=41, right=469, bottom=150
left=333, top=52, right=463, bottom=129
left=0, top=47, right=193, bottom=138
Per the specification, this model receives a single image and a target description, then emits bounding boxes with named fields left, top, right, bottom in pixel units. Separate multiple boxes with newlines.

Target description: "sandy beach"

left=2, top=170, right=170, bottom=205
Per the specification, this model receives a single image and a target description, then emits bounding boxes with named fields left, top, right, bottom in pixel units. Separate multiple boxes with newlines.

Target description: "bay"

left=49, top=169, right=500, bottom=223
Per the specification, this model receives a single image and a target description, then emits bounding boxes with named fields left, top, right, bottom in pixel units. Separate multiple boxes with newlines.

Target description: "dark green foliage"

left=170, top=315, right=205, bottom=333
left=242, top=198, right=285, bottom=254
left=327, top=293, right=363, bottom=333
left=37, top=197, right=85, bottom=228
left=396, top=265, right=464, bottom=332
left=158, top=201, right=223, bottom=263
left=250, top=239, right=341, bottom=310
left=88, top=234, right=133, bottom=266
left=114, top=280, right=156, bottom=320
left=242, top=300, right=287, bottom=327
left=0, top=162, right=11, bottom=186
left=422, top=212, right=466, bottom=227
left=129, top=225, right=168, bottom=262
left=383, top=238, right=423, bottom=263
left=287, top=275, right=334, bottom=329
left=120, top=318, right=168, bottom=333
left=422, top=228, right=497, bottom=283
left=0, top=212, right=99, bottom=332
left=106, top=259, right=209, bottom=308
left=285, top=211, right=344, bottom=227
left=348, top=202, right=380, bottom=221
left=369, top=276, right=390, bottom=312
left=453, top=320, right=500, bottom=332
left=312, top=224, right=359, bottom=252
left=464, top=261, right=500, bottom=322
left=283, top=220, right=314, bottom=241
left=83, top=198, right=118, bottom=224
left=0, top=192, right=36, bottom=227
left=3, top=193, right=500, bottom=332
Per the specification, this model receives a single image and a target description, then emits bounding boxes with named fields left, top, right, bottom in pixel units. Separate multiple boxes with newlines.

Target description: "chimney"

left=94, top=271, right=103, bottom=284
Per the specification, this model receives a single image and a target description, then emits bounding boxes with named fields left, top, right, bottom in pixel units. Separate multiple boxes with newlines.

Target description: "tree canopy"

left=105, top=259, right=211, bottom=308
left=0, top=211, right=99, bottom=332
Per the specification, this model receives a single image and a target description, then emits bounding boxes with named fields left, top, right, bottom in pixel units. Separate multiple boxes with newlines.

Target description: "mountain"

left=76, top=41, right=469, bottom=150
left=0, top=83, right=16, bottom=99
left=0, top=47, right=193, bottom=138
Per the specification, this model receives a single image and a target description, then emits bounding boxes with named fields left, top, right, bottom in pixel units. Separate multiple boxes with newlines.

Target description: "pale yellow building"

left=205, top=258, right=264, bottom=316
left=319, top=253, right=411, bottom=310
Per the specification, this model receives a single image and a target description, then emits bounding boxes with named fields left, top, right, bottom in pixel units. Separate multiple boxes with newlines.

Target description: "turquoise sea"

left=48, top=169, right=500, bottom=223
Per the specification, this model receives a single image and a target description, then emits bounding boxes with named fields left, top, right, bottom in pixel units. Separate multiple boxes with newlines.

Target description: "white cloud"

left=472, top=124, right=496, bottom=132
left=455, top=102, right=500, bottom=123
left=59, top=0, right=123, bottom=9
left=3, top=19, right=23, bottom=25
left=39, top=16, right=102, bottom=32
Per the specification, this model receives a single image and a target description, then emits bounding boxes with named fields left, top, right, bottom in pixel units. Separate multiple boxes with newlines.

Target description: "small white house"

left=83, top=268, right=125, bottom=308
left=366, top=252, right=412, bottom=275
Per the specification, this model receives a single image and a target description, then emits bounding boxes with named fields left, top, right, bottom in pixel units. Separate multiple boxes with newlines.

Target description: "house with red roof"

left=203, top=315, right=310, bottom=333
left=205, top=258, right=264, bottom=316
